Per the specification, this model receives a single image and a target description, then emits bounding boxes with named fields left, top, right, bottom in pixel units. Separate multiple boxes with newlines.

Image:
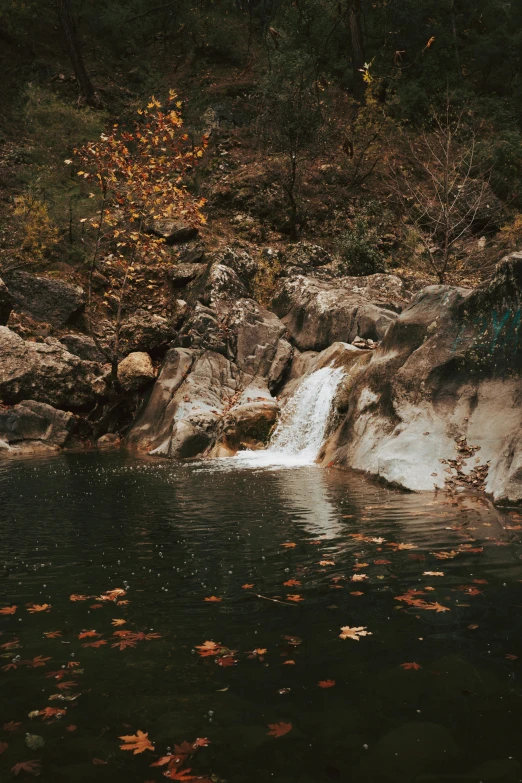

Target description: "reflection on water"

left=0, top=453, right=522, bottom=783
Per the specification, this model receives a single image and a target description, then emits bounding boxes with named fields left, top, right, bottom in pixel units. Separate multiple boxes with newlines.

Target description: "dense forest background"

left=1, top=0, right=522, bottom=296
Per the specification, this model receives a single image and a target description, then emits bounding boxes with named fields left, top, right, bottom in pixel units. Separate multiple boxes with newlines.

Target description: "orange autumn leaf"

left=92, top=758, right=108, bottom=765
left=281, top=543, right=296, bottom=548
left=38, top=707, right=66, bottom=720
left=112, top=639, right=137, bottom=650
left=82, top=639, right=107, bottom=648
left=111, top=619, right=126, bottom=626
left=350, top=591, right=364, bottom=596
left=286, top=594, right=304, bottom=602
left=267, top=721, right=292, bottom=738
left=11, top=760, right=41, bottom=776
left=90, top=604, right=103, bottom=610
left=66, top=724, right=78, bottom=732
left=283, top=659, right=295, bottom=665
left=67, top=661, right=80, bottom=669
left=339, top=626, right=372, bottom=641
left=70, top=594, right=89, bottom=602
left=283, top=579, right=301, bottom=587
left=241, top=584, right=254, bottom=589
left=43, top=631, right=62, bottom=638
left=27, top=656, right=51, bottom=668
left=400, top=662, right=422, bottom=671
left=27, top=604, right=51, bottom=613
left=204, top=596, right=222, bottom=603
left=119, top=730, right=155, bottom=754
left=318, top=679, right=336, bottom=688
left=0, top=605, right=17, bottom=615
left=78, top=630, right=100, bottom=639
left=55, top=681, right=77, bottom=691
left=318, top=560, right=335, bottom=566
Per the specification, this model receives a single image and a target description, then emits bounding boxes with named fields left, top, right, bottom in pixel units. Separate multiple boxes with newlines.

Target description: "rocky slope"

left=1, top=244, right=521, bottom=505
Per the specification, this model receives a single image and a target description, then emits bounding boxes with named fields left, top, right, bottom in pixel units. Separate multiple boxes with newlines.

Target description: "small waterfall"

left=231, top=365, right=345, bottom=469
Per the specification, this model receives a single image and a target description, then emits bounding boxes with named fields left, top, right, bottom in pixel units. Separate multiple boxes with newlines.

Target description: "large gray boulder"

left=320, top=252, right=522, bottom=504
left=118, top=310, right=177, bottom=355
left=148, top=219, right=198, bottom=244
left=0, top=400, right=75, bottom=457
left=117, top=352, right=156, bottom=392
left=0, top=326, right=105, bottom=409
left=126, top=298, right=291, bottom=458
left=5, top=271, right=85, bottom=327
left=272, top=273, right=408, bottom=351
left=0, top=277, right=13, bottom=325
left=59, top=333, right=106, bottom=363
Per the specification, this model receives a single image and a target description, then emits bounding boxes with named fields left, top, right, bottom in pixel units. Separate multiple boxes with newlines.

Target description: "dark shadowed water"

left=1, top=453, right=522, bottom=783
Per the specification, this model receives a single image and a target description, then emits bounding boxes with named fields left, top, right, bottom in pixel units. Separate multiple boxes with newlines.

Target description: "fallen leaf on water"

left=195, top=640, right=223, bottom=657
left=4, top=722, right=21, bottom=732
left=278, top=687, right=291, bottom=694
left=318, top=679, right=336, bottom=688
left=67, top=661, right=80, bottom=669
left=0, top=742, right=8, bottom=754
left=319, top=560, right=335, bottom=566
left=468, top=624, right=479, bottom=630
left=112, top=619, right=126, bottom=626
left=2, top=663, right=17, bottom=672
left=267, top=721, right=292, bottom=738
left=350, top=591, right=364, bottom=596
left=82, top=639, right=107, bottom=648
left=38, top=707, right=66, bottom=720
left=0, top=605, right=17, bottom=615
left=282, top=543, right=296, bottom=548
left=216, top=656, right=236, bottom=667
left=11, top=760, right=41, bottom=776
left=286, top=594, right=304, bottom=602
left=55, top=681, right=77, bottom=691
left=27, top=604, right=51, bottom=613
left=43, top=631, right=62, bottom=638
left=351, top=574, right=368, bottom=582
left=193, top=738, right=209, bottom=748
left=253, top=648, right=267, bottom=655
left=119, top=730, right=155, bottom=754
left=283, top=659, right=295, bottom=665
left=283, top=579, right=301, bottom=587
left=92, top=758, right=108, bottom=765
left=374, top=559, right=391, bottom=565
left=78, top=630, right=100, bottom=640
left=423, top=571, right=444, bottom=577
left=400, top=662, right=422, bottom=671
left=425, top=602, right=450, bottom=613
left=89, top=604, right=103, bottom=610
left=339, top=626, right=372, bottom=641
left=70, top=594, right=89, bottom=602
left=473, top=579, right=488, bottom=585
left=66, top=724, right=77, bottom=732
left=204, top=596, right=222, bottom=603
left=98, top=588, right=126, bottom=602
left=241, top=584, right=254, bottom=589
left=506, top=654, right=518, bottom=660
left=431, top=550, right=458, bottom=560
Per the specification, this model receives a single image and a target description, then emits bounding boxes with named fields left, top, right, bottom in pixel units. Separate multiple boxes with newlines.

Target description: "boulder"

left=0, top=277, right=13, bottom=325
left=59, top=334, right=106, bottom=363
left=0, top=326, right=105, bottom=409
left=0, top=400, right=75, bottom=456
left=118, top=310, right=177, bottom=355
left=148, top=219, right=198, bottom=244
left=117, top=352, right=156, bottom=391
left=320, top=252, right=522, bottom=504
left=5, top=271, right=85, bottom=327
left=272, top=273, right=408, bottom=351
left=96, top=433, right=121, bottom=450
left=168, top=263, right=207, bottom=288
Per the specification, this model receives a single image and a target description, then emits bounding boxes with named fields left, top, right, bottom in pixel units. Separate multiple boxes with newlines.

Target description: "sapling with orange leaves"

left=68, top=91, right=207, bottom=386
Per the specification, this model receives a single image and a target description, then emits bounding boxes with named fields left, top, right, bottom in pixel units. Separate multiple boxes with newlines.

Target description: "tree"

left=57, top=0, right=100, bottom=107
left=390, top=100, right=493, bottom=283
left=347, top=0, right=366, bottom=103
left=71, top=91, right=207, bottom=382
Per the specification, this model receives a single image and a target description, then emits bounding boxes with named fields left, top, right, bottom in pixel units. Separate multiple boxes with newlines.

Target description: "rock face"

left=118, top=310, right=177, bottom=355
left=0, top=278, right=13, bottom=325
left=5, top=271, right=85, bottom=327
left=321, top=252, right=522, bottom=504
left=126, top=296, right=291, bottom=459
left=0, top=400, right=75, bottom=456
left=0, top=326, right=105, bottom=409
left=117, top=352, right=156, bottom=392
left=272, top=273, right=408, bottom=351
left=148, top=219, right=199, bottom=244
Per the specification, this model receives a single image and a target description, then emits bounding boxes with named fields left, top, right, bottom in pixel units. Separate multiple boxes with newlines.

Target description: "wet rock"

left=5, top=270, right=85, bottom=327
left=147, top=219, right=199, bottom=244
left=96, top=433, right=121, bottom=450
left=321, top=252, right=522, bottom=503
left=119, top=310, right=176, bottom=355
left=0, top=326, right=104, bottom=409
left=0, top=400, right=75, bottom=456
left=0, top=277, right=13, bottom=325
left=117, top=351, right=156, bottom=391
left=59, top=333, right=106, bottom=363
left=272, top=273, right=408, bottom=351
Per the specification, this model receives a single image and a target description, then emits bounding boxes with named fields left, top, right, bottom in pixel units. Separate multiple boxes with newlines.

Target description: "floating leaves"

left=400, top=662, right=422, bottom=671
left=0, top=605, right=17, bottom=615
left=27, top=604, right=51, bottom=613
left=339, top=626, right=372, bottom=641
left=204, top=596, right=222, bottom=603
left=11, top=760, right=42, bottom=776
left=318, top=679, right=336, bottom=688
left=267, top=721, right=292, bottom=738
left=119, top=730, right=155, bottom=754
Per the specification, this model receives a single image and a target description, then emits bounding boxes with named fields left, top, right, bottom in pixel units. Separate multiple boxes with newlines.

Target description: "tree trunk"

left=450, top=0, right=462, bottom=78
left=57, top=0, right=99, bottom=107
left=347, top=0, right=366, bottom=103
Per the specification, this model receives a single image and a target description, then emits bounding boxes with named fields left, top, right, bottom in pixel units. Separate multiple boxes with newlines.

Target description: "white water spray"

left=230, top=365, right=345, bottom=469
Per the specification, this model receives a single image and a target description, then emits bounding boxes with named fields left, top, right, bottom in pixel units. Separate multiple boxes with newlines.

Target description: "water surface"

left=1, top=453, right=522, bottom=783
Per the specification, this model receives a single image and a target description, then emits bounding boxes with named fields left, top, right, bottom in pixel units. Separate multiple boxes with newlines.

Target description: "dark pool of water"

left=1, top=453, right=522, bottom=783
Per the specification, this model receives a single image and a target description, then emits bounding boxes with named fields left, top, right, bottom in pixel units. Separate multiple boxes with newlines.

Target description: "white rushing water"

left=229, top=365, right=345, bottom=469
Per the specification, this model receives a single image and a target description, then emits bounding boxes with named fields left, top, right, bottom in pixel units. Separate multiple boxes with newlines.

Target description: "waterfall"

left=230, top=365, right=345, bottom=469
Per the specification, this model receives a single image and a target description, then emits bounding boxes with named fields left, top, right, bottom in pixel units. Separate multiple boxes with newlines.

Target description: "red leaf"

left=267, top=721, right=292, bottom=738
